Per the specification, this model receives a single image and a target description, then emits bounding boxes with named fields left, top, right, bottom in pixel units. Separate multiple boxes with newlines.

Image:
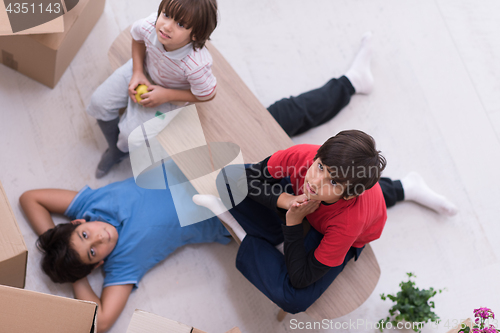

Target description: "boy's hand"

left=287, top=194, right=309, bottom=209
left=138, top=85, right=169, bottom=108
left=286, top=199, right=321, bottom=226
left=277, top=193, right=308, bottom=210
left=128, top=73, right=151, bottom=103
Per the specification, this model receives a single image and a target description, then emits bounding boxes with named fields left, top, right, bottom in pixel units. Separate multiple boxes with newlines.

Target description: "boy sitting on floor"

left=87, top=0, right=218, bottom=178
left=194, top=130, right=458, bottom=313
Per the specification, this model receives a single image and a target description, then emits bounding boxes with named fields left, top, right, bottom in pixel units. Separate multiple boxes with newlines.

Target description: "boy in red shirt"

left=194, top=130, right=457, bottom=313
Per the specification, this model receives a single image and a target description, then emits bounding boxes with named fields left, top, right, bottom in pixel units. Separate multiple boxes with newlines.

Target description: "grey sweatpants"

left=87, top=59, right=179, bottom=152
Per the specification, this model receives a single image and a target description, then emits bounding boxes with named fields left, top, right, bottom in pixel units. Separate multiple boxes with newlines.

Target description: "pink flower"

left=474, top=307, right=495, bottom=320
left=483, top=326, right=497, bottom=333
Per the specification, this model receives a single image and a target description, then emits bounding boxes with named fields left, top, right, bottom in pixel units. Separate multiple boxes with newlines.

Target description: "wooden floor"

left=1, top=0, right=499, bottom=332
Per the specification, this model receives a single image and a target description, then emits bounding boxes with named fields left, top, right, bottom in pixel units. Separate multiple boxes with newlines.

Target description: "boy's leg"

left=95, top=118, right=129, bottom=178
left=236, top=227, right=360, bottom=314
left=194, top=168, right=288, bottom=244
left=228, top=195, right=285, bottom=245
left=87, top=60, right=133, bottom=178
left=379, top=178, right=405, bottom=208
left=379, top=174, right=458, bottom=215
left=87, top=59, right=133, bottom=121
left=267, top=32, right=373, bottom=137
left=267, top=76, right=354, bottom=137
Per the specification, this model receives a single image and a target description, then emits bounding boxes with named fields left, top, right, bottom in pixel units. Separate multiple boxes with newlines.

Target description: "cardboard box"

left=0, top=180, right=27, bottom=289
left=0, top=0, right=105, bottom=88
left=0, top=2, right=64, bottom=36
left=126, top=309, right=242, bottom=333
left=0, top=284, right=97, bottom=332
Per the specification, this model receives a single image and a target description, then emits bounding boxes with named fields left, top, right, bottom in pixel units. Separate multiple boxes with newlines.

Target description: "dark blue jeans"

left=230, top=193, right=363, bottom=313
left=217, top=172, right=402, bottom=314
left=217, top=172, right=364, bottom=314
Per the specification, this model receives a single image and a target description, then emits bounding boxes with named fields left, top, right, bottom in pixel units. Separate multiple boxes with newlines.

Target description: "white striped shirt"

left=130, top=13, right=217, bottom=98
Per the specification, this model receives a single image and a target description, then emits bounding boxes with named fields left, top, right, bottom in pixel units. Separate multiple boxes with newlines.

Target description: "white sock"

left=192, top=194, right=247, bottom=242
left=345, top=31, right=374, bottom=95
left=401, top=172, right=458, bottom=216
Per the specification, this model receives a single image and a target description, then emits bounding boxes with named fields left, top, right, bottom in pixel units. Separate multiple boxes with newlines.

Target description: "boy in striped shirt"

left=87, top=0, right=218, bottom=178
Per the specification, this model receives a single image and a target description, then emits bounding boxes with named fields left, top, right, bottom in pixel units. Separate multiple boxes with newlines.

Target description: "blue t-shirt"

left=65, top=177, right=230, bottom=288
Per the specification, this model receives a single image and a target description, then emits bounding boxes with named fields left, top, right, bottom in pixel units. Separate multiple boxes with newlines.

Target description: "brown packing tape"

left=64, top=0, right=79, bottom=11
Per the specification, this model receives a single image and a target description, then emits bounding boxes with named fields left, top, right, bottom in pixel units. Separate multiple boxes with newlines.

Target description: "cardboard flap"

left=127, top=310, right=196, bottom=333
left=0, top=4, right=64, bottom=36
left=0, top=180, right=27, bottom=263
left=225, top=328, right=242, bottom=333
left=0, top=285, right=97, bottom=333
left=0, top=251, right=27, bottom=288
left=29, top=0, right=92, bottom=50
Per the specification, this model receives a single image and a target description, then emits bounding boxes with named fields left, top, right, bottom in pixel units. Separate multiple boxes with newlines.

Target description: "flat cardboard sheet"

left=126, top=310, right=242, bottom=333
left=127, top=310, right=194, bottom=333
left=0, top=3, right=64, bottom=36
left=0, top=284, right=97, bottom=333
left=0, top=180, right=27, bottom=288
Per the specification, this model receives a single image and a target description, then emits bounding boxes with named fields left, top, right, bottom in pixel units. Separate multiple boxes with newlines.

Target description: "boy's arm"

left=282, top=223, right=333, bottom=288
left=246, top=156, right=307, bottom=212
left=72, top=278, right=133, bottom=333
left=138, top=86, right=216, bottom=108
left=282, top=199, right=332, bottom=288
left=19, top=189, right=78, bottom=236
left=139, top=57, right=217, bottom=107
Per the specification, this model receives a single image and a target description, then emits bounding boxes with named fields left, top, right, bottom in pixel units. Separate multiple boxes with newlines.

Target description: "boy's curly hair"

left=315, top=130, right=387, bottom=199
left=157, top=0, right=218, bottom=50
left=36, top=223, right=98, bottom=283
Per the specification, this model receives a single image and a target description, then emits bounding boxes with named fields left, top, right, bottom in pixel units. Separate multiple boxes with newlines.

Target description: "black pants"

left=267, top=76, right=355, bottom=136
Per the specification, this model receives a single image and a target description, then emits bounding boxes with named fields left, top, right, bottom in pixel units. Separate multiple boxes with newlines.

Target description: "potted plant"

left=458, top=307, right=499, bottom=333
left=379, top=272, right=444, bottom=332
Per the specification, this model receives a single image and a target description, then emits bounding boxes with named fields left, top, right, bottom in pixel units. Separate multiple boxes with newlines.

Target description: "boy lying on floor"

left=20, top=175, right=230, bottom=332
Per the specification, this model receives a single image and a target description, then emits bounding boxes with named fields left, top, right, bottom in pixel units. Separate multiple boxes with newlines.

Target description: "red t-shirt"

left=267, top=144, right=387, bottom=267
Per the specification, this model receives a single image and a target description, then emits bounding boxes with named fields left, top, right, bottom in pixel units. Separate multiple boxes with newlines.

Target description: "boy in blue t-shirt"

left=20, top=176, right=230, bottom=332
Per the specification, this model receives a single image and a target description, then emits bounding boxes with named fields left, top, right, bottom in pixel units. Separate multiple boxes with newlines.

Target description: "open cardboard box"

left=127, top=309, right=242, bottom=333
left=0, top=284, right=97, bottom=332
left=0, top=180, right=27, bottom=289
left=0, top=0, right=105, bottom=88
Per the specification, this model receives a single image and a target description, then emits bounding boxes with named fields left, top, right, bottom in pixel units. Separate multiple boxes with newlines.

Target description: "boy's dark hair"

left=36, top=223, right=98, bottom=283
left=315, top=130, right=387, bottom=199
left=157, top=0, right=218, bottom=50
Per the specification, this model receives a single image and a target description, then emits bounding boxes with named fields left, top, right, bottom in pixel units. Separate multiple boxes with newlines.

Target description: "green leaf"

left=379, top=273, right=443, bottom=333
